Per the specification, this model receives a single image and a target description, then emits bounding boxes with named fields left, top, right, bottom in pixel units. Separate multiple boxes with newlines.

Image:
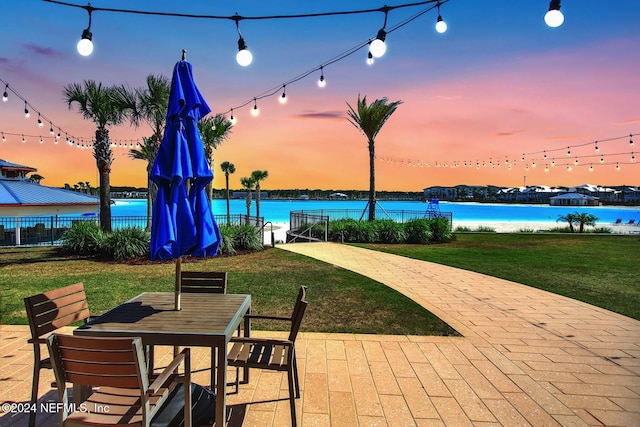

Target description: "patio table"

left=74, top=292, right=251, bottom=425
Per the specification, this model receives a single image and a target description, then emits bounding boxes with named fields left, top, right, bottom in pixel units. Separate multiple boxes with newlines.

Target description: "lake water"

left=112, top=199, right=640, bottom=225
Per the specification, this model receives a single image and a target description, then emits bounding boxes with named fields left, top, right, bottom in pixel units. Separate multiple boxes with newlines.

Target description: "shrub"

left=590, top=227, right=612, bottom=234
left=355, top=220, right=379, bottom=243
left=59, top=220, right=106, bottom=256
left=377, top=220, right=407, bottom=243
left=474, top=225, right=496, bottom=233
left=404, top=219, right=433, bottom=244
left=454, top=226, right=472, bottom=232
left=231, top=224, right=263, bottom=251
left=102, top=227, right=150, bottom=260
left=218, top=225, right=238, bottom=255
left=429, top=217, right=453, bottom=242
left=328, top=218, right=360, bottom=242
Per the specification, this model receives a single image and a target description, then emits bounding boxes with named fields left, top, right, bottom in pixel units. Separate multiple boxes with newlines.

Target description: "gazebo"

left=0, top=159, right=99, bottom=245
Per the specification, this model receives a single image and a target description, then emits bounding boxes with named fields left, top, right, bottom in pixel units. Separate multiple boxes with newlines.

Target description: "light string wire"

left=42, top=0, right=444, bottom=22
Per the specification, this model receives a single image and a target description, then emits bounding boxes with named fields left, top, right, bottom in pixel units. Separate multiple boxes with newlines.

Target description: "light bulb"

left=616, top=163, right=620, bottom=171
left=49, top=123, right=54, bottom=135
left=39, top=137, right=43, bottom=144
left=600, top=156, right=604, bottom=164
left=21, top=134, right=25, bottom=143
left=367, top=51, right=374, bottom=66
left=24, top=102, right=30, bottom=118
left=2, top=85, right=8, bottom=102
left=1, top=132, right=5, bottom=142
left=37, top=114, right=43, bottom=127
left=251, top=101, right=259, bottom=117
left=369, top=37, right=386, bottom=58
left=236, top=48, right=252, bottom=67
left=56, top=132, right=61, bottom=140
left=630, top=135, right=634, bottom=147
left=317, top=74, right=326, bottom=88
left=544, top=9, right=564, bottom=27
left=229, top=110, right=237, bottom=125
left=435, top=15, right=447, bottom=33
left=589, top=164, right=593, bottom=172
left=77, top=32, right=94, bottom=56
left=632, top=153, right=636, bottom=163
left=236, top=36, right=252, bottom=66
left=544, top=0, right=564, bottom=28
left=279, top=91, right=287, bottom=104
left=566, top=147, right=570, bottom=156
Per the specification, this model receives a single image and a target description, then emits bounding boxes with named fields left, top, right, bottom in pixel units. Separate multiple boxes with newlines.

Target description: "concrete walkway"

left=1, top=242, right=638, bottom=426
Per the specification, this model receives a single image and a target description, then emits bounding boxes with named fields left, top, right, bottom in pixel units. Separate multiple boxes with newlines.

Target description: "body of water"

left=112, top=199, right=640, bottom=225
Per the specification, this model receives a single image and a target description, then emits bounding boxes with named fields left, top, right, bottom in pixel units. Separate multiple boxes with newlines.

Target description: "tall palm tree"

left=220, top=161, right=236, bottom=225
left=240, top=176, right=256, bottom=225
left=198, top=114, right=233, bottom=202
left=250, top=170, right=269, bottom=219
left=116, top=74, right=170, bottom=228
left=64, top=80, right=126, bottom=231
left=128, top=137, right=155, bottom=229
left=346, top=95, right=402, bottom=221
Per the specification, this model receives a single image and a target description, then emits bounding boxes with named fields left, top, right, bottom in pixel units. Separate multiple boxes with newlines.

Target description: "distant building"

left=549, top=193, right=599, bottom=206
left=232, top=191, right=269, bottom=199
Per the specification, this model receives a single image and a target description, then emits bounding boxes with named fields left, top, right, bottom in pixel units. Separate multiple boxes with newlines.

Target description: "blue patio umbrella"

left=150, top=52, right=221, bottom=309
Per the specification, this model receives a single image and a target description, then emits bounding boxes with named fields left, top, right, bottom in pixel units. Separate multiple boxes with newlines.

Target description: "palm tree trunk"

left=245, top=192, right=251, bottom=225
left=368, top=140, right=376, bottom=221
left=95, top=128, right=112, bottom=232
left=225, top=173, right=231, bottom=225
left=255, top=183, right=261, bottom=219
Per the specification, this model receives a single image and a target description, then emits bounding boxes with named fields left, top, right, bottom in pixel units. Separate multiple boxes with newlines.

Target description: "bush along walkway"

left=280, top=242, right=640, bottom=426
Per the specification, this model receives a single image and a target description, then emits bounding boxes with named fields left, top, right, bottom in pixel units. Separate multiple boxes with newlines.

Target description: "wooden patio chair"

left=180, top=271, right=227, bottom=294
left=227, top=286, right=308, bottom=427
left=47, top=334, right=192, bottom=427
left=23, top=283, right=94, bottom=427
left=178, top=270, right=227, bottom=389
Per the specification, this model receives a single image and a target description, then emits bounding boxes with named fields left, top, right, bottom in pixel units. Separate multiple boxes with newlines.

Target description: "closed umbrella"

left=150, top=51, right=221, bottom=310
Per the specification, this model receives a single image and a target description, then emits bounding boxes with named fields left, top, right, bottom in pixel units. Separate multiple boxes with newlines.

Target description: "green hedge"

left=59, top=221, right=262, bottom=260
left=327, top=218, right=451, bottom=244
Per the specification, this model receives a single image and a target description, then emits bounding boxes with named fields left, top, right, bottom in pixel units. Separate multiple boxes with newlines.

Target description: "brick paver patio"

left=1, top=242, right=638, bottom=426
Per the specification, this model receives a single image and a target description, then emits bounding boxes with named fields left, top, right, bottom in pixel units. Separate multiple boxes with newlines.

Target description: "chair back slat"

left=24, top=283, right=91, bottom=339
left=288, top=286, right=308, bottom=342
left=48, top=334, right=144, bottom=389
left=180, top=271, right=227, bottom=294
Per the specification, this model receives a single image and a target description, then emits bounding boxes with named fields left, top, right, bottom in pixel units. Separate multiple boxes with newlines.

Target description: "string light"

left=566, top=146, right=570, bottom=156
left=229, top=108, right=237, bottom=125
left=616, top=163, right=620, bottom=171
left=2, top=84, right=8, bottom=102
left=24, top=101, right=30, bottom=118
left=544, top=0, right=564, bottom=28
left=631, top=135, right=635, bottom=147
left=234, top=15, right=253, bottom=67
left=250, top=98, right=259, bottom=116
left=594, top=141, right=599, bottom=151
left=49, top=122, right=54, bottom=135
left=21, top=134, right=25, bottom=143
left=435, top=1, right=447, bottom=33
left=37, top=113, right=43, bottom=128
left=77, top=4, right=94, bottom=56
left=369, top=7, right=389, bottom=58
left=632, top=152, right=636, bottom=163
left=279, top=85, right=287, bottom=104
left=317, top=66, right=326, bottom=88
left=1, top=132, right=5, bottom=142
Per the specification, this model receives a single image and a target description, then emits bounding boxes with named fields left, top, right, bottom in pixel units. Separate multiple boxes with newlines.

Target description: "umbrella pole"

left=175, top=256, right=182, bottom=310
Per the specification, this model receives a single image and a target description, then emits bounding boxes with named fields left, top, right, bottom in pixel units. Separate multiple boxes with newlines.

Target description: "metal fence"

left=0, top=214, right=263, bottom=247
left=288, top=212, right=329, bottom=242
left=290, top=208, right=452, bottom=223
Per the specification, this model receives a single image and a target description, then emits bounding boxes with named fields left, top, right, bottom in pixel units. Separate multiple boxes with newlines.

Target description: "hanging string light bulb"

left=21, top=134, right=26, bottom=143
left=229, top=108, right=237, bottom=125
left=631, top=134, right=635, bottom=147
left=234, top=15, right=253, bottom=67
left=39, top=137, right=43, bottom=144
left=369, top=7, right=389, bottom=58
left=250, top=98, right=259, bottom=116
left=279, top=85, right=287, bottom=104
left=77, top=4, right=94, bottom=56
left=1, top=132, right=5, bottom=142
left=600, top=155, right=605, bottom=164
left=566, top=146, right=570, bottom=156
left=544, top=0, right=564, bottom=28
left=24, top=101, right=30, bottom=118
left=616, top=163, right=620, bottom=171
left=49, top=122, right=54, bottom=135
left=37, top=113, right=43, bottom=128
left=435, top=1, right=447, bottom=33
left=632, top=152, right=636, bottom=163
left=367, top=50, right=374, bottom=66
left=594, top=141, right=599, bottom=151
left=2, top=84, right=8, bottom=102
left=317, top=66, right=326, bottom=88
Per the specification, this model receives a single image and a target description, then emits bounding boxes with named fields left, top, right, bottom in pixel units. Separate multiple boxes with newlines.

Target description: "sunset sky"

left=1, top=0, right=639, bottom=191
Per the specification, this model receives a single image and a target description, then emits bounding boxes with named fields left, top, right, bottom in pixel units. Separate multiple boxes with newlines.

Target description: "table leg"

left=215, top=341, right=227, bottom=425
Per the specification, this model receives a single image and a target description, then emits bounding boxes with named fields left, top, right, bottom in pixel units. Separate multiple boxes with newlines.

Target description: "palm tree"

left=63, top=80, right=126, bottom=232
left=557, top=212, right=578, bottom=233
left=240, top=176, right=256, bottom=225
left=574, top=212, right=598, bottom=233
left=116, top=74, right=170, bottom=228
left=198, top=114, right=233, bottom=202
left=346, top=95, right=402, bottom=221
left=220, top=161, right=236, bottom=225
left=250, top=170, right=269, bottom=219
left=128, top=137, right=155, bottom=229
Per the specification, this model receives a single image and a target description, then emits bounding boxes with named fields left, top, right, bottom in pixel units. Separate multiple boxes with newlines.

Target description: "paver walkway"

left=1, top=242, right=639, bottom=426
left=279, top=242, right=640, bottom=426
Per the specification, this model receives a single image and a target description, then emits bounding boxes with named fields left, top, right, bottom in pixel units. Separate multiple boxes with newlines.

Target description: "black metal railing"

left=291, top=208, right=452, bottom=223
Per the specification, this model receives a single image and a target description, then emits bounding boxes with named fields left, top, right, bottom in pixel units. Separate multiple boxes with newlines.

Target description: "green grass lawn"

left=0, top=247, right=458, bottom=336
left=358, top=233, right=640, bottom=320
